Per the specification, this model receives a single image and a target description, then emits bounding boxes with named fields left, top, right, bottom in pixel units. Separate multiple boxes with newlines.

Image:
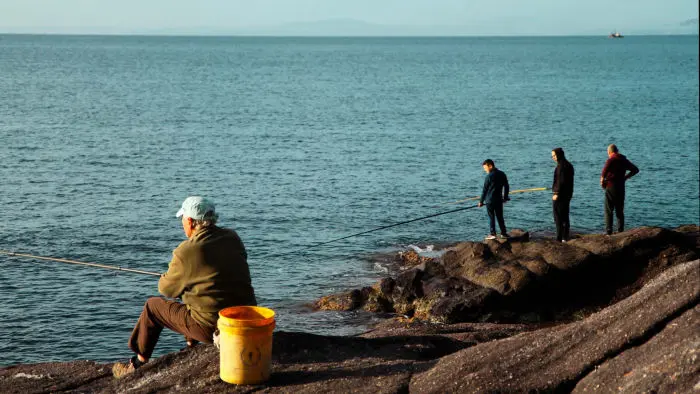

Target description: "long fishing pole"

left=262, top=186, right=549, bottom=259
left=0, top=250, right=161, bottom=277
left=262, top=204, right=481, bottom=260
left=2, top=188, right=549, bottom=271
left=433, top=187, right=549, bottom=207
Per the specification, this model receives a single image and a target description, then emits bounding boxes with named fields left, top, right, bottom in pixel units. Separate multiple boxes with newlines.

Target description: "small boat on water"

left=608, top=31, right=624, bottom=38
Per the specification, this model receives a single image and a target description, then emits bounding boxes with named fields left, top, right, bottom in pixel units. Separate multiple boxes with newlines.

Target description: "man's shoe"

left=112, top=356, right=144, bottom=378
left=485, top=234, right=497, bottom=240
left=498, top=233, right=509, bottom=240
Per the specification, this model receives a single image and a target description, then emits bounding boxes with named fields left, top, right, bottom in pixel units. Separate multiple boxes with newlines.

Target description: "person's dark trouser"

left=486, top=202, right=507, bottom=235
left=553, top=197, right=571, bottom=241
left=604, top=186, right=625, bottom=235
left=128, top=297, right=215, bottom=359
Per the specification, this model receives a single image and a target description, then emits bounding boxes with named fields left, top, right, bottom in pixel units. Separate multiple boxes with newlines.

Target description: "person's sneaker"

left=112, top=356, right=144, bottom=378
left=498, top=233, right=509, bottom=240
left=485, top=234, right=497, bottom=240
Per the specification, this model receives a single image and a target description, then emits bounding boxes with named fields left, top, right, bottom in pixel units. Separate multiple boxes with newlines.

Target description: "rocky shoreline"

left=1, top=225, right=698, bottom=393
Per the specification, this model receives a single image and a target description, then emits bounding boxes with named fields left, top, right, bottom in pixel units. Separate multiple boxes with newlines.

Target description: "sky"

left=0, top=0, right=697, bottom=35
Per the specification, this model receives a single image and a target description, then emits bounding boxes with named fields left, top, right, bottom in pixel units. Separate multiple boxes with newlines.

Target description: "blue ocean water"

left=0, top=35, right=697, bottom=366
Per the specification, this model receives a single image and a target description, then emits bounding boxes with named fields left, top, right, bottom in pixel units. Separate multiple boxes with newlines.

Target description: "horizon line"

left=1, top=32, right=698, bottom=38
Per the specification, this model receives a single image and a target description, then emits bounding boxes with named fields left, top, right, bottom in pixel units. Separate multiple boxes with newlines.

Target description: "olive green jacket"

left=158, top=226, right=257, bottom=328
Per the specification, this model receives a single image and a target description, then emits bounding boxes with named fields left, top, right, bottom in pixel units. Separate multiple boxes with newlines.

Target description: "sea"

left=0, top=35, right=697, bottom=366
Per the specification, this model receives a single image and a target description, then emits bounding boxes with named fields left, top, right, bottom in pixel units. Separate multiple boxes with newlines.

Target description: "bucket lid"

left=218, top=306, right=275, bottom=327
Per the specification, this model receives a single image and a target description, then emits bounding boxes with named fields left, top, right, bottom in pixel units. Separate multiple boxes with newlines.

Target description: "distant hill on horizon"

left=1, top=17, right=698, bottom=36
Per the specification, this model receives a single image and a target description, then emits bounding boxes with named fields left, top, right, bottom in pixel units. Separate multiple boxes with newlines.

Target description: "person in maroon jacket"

left=600, top=144, right=639, bottom=235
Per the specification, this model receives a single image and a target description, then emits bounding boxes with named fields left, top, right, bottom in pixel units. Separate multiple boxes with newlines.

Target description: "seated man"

left=113, top=196, right=257, bottom=377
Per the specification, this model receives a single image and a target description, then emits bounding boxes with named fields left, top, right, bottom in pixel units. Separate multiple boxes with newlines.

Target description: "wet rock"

left=315, top=289, right=365, bottom=311
left=396, top=250, right=436, bottom=269
left=316, top=226, right=698, bottom=324
left=363, top=288, right=393, bottom=313
left=427, top=284, right=497, bottom=324
left=390, top=268, right=424, bottom=305
left=413, top=259, right=446, bottom=279
left=378, top=277, right=395, bottom=297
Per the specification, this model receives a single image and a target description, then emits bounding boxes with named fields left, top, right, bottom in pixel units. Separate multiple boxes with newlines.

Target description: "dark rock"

left=506, top=228, right=530, bottom=242
left=568, top=226, right=688, bottom=258
left=317, top=226, right=699, bottom=325
left=674, top=224, right=700, bottom=249
left=396, top=250, right=436, bottom=269
left=3, top=228, right=699, bottom=393
left=5, top=260, right=694, bottom=393
left=501, top=262, right=532, bottom=292
left=363, top=289, right=393, bottom=313
left=378, top=277, right=395, bottom=297
left=391, top=268, right=424, bottom=304
left=517, top=258, right=550, bottom=277
left=442, top=242, right=492, bottom=276
left=361, top=318, right=532, bottom=344
left=315, top=289, right=365, bottom=311
left=573, top=305, right=700, bottom=393
left=509, top=239, right=596, bottom=270
left=413, top=259, right=446, bottom=279
left=425, top=280, right=497, bottom=323
left=409, top=259, right=700, bottom=393
left=0, top=360, right=111, bottom=394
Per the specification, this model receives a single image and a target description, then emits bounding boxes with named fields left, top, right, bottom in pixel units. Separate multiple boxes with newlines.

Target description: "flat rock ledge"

left=1, top=226, right=698, bottom=393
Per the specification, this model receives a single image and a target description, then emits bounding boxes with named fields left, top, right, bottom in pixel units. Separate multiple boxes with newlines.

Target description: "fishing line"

left=1, top=187, right=549, bottom=275
left=261, top=186, right=550, bottom=260
left=0, top=250, right=160, bottom=277
left=260, top=204, right=481, bottom=260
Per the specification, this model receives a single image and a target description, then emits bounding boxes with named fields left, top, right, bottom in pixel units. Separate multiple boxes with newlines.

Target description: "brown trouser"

left=128, top=297, right=215, bottom=359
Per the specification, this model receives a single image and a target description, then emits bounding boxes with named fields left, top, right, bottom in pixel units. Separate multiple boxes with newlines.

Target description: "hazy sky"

left=0, top=0, right=697, bottom=35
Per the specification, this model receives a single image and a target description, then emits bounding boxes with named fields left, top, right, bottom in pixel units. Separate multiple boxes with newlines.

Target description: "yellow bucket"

left=218, top=306, right=275, bottom=385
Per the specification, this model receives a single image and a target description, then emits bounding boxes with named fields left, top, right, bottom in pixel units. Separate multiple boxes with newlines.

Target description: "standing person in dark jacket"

left=478, top=159, right=510, bottom=240
left=551, top=148, right=575, bottom=242
left=600, top=144, right=639, bottom=235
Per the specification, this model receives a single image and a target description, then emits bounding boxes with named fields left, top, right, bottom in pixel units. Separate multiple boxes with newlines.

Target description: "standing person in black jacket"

left=478, top=159, right=510, bottom=240
left=551, top=148, right=575, bottom=242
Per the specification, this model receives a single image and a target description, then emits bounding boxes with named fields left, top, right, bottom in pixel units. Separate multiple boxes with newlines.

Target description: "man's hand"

left=552, top=194, right=558, bottom=201
left=477, top=202, right=483, bottom=208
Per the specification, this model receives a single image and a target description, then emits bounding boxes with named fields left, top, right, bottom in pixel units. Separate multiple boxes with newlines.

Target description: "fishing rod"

left=2, top=187, right=549, bottom=273
left=433, top=187, right=550, bottom=208
left=0, top=250, right=161, bottom=277
left=261, top=204, right=481, bottom=260
left=261, top=186, right=550, bottom=259
left=1, top=204, right=479, bottom=275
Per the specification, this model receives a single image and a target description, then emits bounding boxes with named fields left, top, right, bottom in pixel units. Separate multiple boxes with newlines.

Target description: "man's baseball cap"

left=176, top=196, right=219, bottom=221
